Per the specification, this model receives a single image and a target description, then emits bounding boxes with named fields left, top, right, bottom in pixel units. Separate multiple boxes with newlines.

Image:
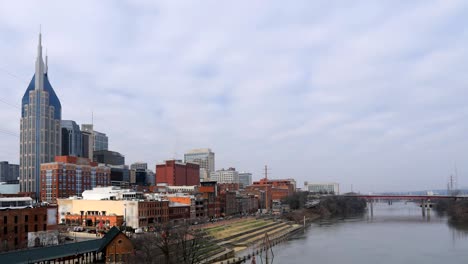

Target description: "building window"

left=43, top=224, right=47, bottom=231
left=25, top=225, right=28, bottom=233
left=14, top=216, right=18, bottom=224
left=34, top=215, right=38, bottom=221
left=3, top=216, right=6, bottom=224
left=25, top=215, right=28, bottom=222
left=34, top=225, right=38, bottom=232
left=14, top=226, right=18, bottom=234
left=43, top=215, right=47, bottom=221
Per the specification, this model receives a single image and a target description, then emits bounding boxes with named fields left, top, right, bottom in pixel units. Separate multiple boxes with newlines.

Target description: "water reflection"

left=274, top=202, right=468, bottom=264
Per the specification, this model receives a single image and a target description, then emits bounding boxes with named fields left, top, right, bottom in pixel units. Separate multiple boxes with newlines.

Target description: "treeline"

left=435, top=200, right=468, bottom=222
left=314, top=196, right=367, bottom=217
left=282, top=193, right=367, bottom=221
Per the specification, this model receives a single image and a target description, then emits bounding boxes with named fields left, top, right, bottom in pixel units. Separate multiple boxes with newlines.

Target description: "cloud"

left=1, top=0, right=468, bottom=192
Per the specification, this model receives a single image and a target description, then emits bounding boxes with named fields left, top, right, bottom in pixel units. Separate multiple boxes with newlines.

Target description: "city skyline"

left=1, top=1, right=468, bottom=192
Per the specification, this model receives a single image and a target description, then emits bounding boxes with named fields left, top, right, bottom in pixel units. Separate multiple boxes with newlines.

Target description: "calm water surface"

left=272, top=202, right=468, bottom=264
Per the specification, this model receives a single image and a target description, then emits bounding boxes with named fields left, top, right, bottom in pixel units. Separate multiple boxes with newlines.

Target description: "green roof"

left=0, top=227, right=122, bottom=264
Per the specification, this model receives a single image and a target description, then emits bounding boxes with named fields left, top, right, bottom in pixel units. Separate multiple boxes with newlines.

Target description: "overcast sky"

left=1, top=1, right=468, bottom=193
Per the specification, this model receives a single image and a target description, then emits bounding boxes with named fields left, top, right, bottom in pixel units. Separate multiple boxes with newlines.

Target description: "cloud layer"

left=1, top=0, right=468, bottom=192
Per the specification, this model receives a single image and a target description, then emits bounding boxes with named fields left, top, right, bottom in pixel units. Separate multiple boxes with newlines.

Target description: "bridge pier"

left=422, top=200, right=426, bottom=217
left=368, top=199, right=373, bottom=217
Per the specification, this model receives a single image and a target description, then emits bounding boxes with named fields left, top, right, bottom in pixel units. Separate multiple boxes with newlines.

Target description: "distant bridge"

left=343, top=194, right=465, bottom=200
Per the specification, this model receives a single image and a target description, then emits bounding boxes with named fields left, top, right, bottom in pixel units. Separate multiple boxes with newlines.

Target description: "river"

left=271, top=202, right=468, bottom=264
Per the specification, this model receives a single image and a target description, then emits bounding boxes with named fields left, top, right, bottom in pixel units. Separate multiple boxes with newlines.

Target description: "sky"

left=1, top=1, right=468, bottom=193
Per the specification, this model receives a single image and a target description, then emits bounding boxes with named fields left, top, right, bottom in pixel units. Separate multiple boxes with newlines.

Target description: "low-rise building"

left=58, top=187, right=169, bottom=229
left=0, top=196, right=57, bottom=252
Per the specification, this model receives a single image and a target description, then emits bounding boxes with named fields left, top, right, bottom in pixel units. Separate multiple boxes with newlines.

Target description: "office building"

left=252, top=178, right=295, bottom=201
left=304, top=182, right=340, bottom=194
left=156, top=160, right=200, bottom=186
left=130, top=162, right=147, bottom=170
left=61, top=120, right=82, bottom=157
left=20, top=33, right=62, bottom=199
left=184, top=148, right=215, bottom=182
left=0, top=161, right=19, bottom=182
left=238, top=172, right=252, bottom=188
left=93, top=150, right=125, bottom=166
left=210, top=168, right=239, bottom=184
left=81, top=124, right=94, bottom=160
left=40, top=156, right=111, bottom=203
left=93, top=130, right=108, bottom=151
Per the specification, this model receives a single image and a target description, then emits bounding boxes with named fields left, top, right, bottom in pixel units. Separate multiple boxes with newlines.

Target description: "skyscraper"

left=184, top=148, right=215, bottom=181
left=81, top=124, right=94, bottom=160
left=61, top=120, right=82, bottom=157
left=20, top=33, right=62, bottom=198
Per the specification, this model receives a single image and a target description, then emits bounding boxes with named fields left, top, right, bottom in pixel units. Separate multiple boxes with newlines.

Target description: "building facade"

left=81, top=124, right=94, bottom=160
left=0, top=196, right=57, bottom=252
left=20, top=34, right=62, bottom=199
left=61, top=120, right=82, bottom=157
left=93, top=150, right=125, bottom=166
left=93, top=130, right=108, bottom=151
left=0, top=162, right=19, bottom=182
left=304, top=182, right=340, bottom=194
left=156, top=160, right=200, bottom=186
left=210, top=168, right=239, bottom=184
left=184, top=148, right=215, bottom=182
left=238, top=172, right=252, bottom=188
left=39, top=156, right=110, bottom=203
left=58, top=187, right=170, bottom=228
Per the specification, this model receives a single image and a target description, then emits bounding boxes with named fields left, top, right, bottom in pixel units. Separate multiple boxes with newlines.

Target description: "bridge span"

left=343, top=194, right=464, bottom=200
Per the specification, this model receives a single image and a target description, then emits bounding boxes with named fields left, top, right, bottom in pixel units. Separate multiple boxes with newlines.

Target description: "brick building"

left=0, top=197, right=57, bottom=252
left=156, top=160, right=200, bottom=186
left=252, top=178, right=295, bottom=201
left=40, top=156, right=110, bottom=204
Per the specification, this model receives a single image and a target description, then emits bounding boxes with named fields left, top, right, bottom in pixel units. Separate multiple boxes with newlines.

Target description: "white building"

left=81, top=186, right=145, bottom=200
left=210, top=168, right=239, bottom=184
left=304, top=182, right=340, bottom=194
left=184, top=148, right=215, bottom=182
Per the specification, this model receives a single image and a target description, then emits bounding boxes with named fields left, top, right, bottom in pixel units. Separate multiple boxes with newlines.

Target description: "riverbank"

left=435, top=199, right=468, bottom=222
left=203, top=217, right=302, bottom=264
left=283, top=196, right=367, bottom=225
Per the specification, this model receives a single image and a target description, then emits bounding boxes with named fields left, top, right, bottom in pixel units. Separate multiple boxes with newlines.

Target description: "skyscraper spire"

left=45, top=49, right=48, bottom=74
left=35, top=30, right=45, bottom=90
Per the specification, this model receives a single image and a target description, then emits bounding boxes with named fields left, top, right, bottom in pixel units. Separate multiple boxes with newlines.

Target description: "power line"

left=0, top=97, right=20, bottom=109
left=0, top=128, right=19, bottom=137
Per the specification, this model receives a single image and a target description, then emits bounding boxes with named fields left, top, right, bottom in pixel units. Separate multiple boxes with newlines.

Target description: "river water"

left=272, top=202, right=468, bottom=264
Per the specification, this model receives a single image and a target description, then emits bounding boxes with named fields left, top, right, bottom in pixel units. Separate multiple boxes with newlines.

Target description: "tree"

left=131, top=222, right=209, bottom=264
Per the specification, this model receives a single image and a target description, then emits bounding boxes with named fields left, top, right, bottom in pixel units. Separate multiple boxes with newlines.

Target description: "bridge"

left=343, top=194, right=463, bottom=200
left=342, top=194, right=467, bottom=217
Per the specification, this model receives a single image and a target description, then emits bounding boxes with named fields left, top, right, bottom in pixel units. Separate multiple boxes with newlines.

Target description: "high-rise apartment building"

left=20, top=33, right=62, bottom=198
left=238, top=172, right=252, bottom=188
left=210, top=168, right=239, bottom=184
left=0, top=161, right=19, bottom=182
left=61, top=120, right=82, bottom=157
left=93, top=130, right=108, bottom=151
left=184, top=148, right=215, bottom=182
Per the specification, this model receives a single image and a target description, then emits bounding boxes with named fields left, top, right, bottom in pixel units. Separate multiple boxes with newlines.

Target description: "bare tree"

left=130, top=222, right=209, bottom=264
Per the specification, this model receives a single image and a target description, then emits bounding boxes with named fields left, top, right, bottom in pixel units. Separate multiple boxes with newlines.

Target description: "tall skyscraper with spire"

left=20, top=32, right=62, bottom=200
